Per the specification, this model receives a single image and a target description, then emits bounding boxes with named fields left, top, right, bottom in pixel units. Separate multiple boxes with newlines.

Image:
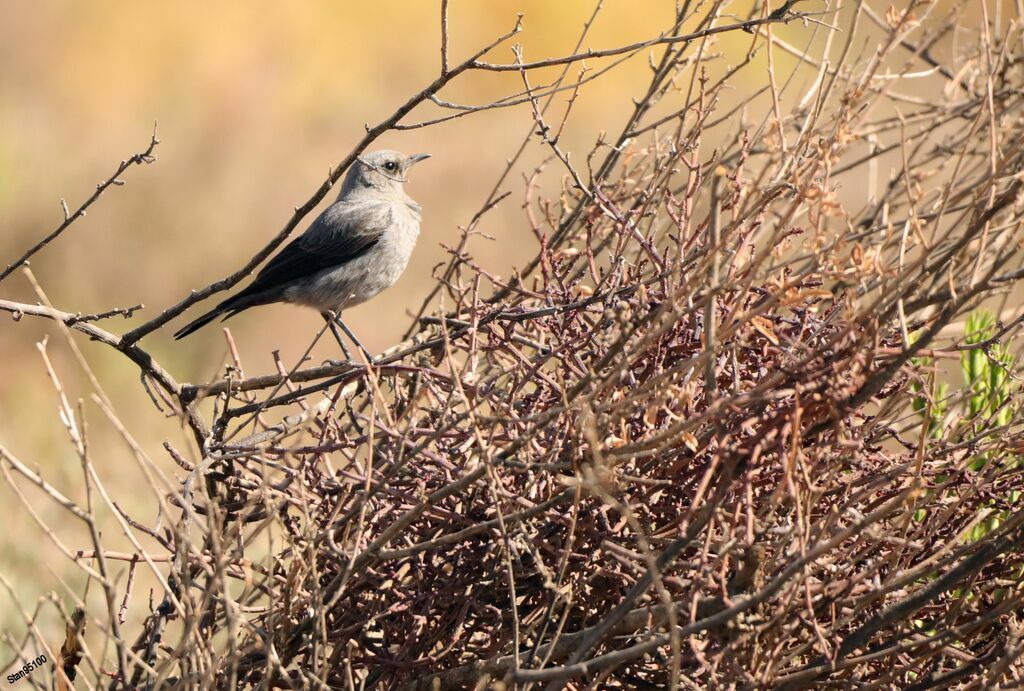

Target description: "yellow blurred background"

left=0, top=0, right=996, bottom=653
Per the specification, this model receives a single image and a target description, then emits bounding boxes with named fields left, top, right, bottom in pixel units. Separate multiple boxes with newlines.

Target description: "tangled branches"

left=4, top=1, right=1024, bottom=688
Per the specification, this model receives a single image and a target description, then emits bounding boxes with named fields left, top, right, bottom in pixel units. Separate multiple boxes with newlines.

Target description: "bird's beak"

left=408, top=153, right=431, bottom=166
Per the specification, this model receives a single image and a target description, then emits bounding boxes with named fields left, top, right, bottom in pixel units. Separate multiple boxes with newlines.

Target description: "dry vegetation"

left=4, top=0, right=1024, bottom=688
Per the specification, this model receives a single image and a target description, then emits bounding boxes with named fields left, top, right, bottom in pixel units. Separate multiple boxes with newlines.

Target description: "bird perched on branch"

left=173, top=150, right=430, bottom=359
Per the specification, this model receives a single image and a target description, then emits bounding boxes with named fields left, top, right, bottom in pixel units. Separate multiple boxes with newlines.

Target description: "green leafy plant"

left=962, top=310, right=1015, bottom=425
left=956, top=310, right=1019, bottom=542
left=961, top=310, right=1016, bottom=471
left=912, top=309, right=1020, bottom=535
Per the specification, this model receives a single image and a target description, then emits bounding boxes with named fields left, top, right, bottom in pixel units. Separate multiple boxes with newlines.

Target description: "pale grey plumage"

left=174, top=150, right=428, bottom=340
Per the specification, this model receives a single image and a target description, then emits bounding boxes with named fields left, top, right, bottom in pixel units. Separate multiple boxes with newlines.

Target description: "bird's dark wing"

left=174, top=201, right=393, bottom=339
left=242, top=200, right=392, bottom=296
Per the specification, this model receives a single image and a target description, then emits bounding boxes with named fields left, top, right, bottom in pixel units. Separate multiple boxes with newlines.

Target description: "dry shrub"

left=4, top=1, right=1024, bottom=688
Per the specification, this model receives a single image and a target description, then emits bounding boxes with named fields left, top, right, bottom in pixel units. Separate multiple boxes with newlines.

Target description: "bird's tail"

left=173, top=284, right=283, bottom=339
left=173, top=304, right=227, bottom=340
left=173, top=293, right=258, bottom=340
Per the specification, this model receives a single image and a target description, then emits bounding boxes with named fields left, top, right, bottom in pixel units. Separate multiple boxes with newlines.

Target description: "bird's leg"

left=322, top=312, right=354, bottom=361
left=334, top=316, right=375, bottom=364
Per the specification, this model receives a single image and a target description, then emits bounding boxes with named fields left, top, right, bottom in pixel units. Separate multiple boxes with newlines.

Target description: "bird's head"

left=343, top=150, right=430, bottom=196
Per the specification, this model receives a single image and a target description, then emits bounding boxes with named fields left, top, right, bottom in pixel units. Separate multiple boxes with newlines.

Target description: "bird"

left=173, top=150, right=430, bottom=359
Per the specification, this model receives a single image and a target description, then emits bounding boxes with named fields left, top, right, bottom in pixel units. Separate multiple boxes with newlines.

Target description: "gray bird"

left=174, top=150, right=430, bottom=357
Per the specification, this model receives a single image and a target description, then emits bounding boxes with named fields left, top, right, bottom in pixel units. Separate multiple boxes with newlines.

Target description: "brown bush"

left=4, top=1, right=1024, bottom=688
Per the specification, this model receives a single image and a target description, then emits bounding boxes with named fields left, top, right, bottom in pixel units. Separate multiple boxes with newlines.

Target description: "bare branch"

left=0, top=130, right=159, bottom=283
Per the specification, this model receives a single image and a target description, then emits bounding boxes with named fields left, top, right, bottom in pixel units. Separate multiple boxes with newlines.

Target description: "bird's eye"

left=384, top=161, right=398, bottom=171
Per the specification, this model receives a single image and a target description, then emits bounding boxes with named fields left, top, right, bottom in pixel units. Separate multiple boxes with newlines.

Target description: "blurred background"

left=0, top=0, right=994, bottom=648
